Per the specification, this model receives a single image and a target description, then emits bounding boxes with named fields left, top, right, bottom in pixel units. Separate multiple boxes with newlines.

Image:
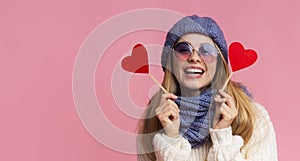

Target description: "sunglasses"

left=172, top=41, right=219, bottom=63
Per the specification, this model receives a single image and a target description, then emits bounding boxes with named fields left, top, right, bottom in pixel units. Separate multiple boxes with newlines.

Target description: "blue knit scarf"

left=174, top=89, right=216, bottom=148
left=174, top=85, right=251, bottom=148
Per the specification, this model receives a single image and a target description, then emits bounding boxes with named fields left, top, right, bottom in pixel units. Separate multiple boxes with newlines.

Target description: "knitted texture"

left=174, top=85, right=251, bottom=148
left=161, top=15, right=228, bottom=71
left=174, top=89, right=216, bottom=148
left=152, top=103, right=278, bottom=161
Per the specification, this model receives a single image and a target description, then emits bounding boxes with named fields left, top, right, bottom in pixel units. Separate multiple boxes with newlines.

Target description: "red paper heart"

left=229, top=42, right=258, bottom=72
left=121, top=44, right=149, bottom=74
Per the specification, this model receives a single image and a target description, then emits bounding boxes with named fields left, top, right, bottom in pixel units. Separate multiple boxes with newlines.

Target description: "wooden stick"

left=148, top=73, right=168, bottom=93
left=221, top=72, right=233, bottom=91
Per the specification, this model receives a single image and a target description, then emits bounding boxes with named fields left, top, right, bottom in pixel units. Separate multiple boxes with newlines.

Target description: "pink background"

left=1, top=0, right=299, bottom=160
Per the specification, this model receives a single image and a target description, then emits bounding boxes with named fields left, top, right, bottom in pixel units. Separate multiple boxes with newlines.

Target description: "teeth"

left=185, top=68, right=204, bottom=74
left=186, top=68, right=202, bottom=73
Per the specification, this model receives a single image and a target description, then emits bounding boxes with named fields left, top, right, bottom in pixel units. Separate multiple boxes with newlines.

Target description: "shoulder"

left=251, top=102, right=272, bottom=124
left=240, top=102, right=278, bottom=160
left=249, top=101, right=276, bottom=138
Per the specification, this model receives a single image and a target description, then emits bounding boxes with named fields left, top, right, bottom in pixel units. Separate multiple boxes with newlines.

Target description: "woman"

left=137, top=15, right=277, bottom=161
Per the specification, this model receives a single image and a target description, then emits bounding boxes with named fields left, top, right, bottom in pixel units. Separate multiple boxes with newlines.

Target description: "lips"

left=184, top=66, right=205, bottom=78
left=184, top=66, right=204, bottom=74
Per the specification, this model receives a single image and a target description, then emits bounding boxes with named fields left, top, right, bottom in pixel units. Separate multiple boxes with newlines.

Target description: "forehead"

left=177, top=33, right=215, bottom=47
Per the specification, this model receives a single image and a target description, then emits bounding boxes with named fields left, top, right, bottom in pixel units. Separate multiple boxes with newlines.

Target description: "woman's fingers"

left=213, top=90, right=238, bottom=129
left=214, top=90, right=230, bottom=103
left=156, top=99, right=179, bottom=121
left=162, top=93, right=178, bottom=100
left=155, top=94, right=180, bottom=138
left=156, top=97, right=179, bottom=121
left=157, top=93, right=178, bottom=113
left=215, top=90, right=236, bottom=110
left=157, top=93, right=179, bottom=114
left=218, top=90, right=236, bottom=109
left=161, top=108, right=178, bottom=122
left=215, top=104, right=236, bottom=129
left=219, top=103, right=236, bottom=120
left=167, top=99, right=180, bottom=113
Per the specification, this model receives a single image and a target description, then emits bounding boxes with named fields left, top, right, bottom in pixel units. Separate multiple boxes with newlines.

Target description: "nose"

left=187, top=50, right=203, bottom=63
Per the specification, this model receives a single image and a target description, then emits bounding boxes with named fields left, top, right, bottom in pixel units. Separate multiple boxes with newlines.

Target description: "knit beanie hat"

left=161, top=15, right=228, bottom=71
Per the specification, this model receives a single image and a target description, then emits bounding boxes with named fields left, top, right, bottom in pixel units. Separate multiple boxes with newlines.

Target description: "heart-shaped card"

left=121, top=44, right=149, bottom=74
left=229, top=42, right=258, bottom=72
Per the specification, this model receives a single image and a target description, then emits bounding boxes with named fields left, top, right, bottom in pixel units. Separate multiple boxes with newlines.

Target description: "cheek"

left=172, top=60, right=183, bottom=78
left=206, top=63, right=217, bottom=79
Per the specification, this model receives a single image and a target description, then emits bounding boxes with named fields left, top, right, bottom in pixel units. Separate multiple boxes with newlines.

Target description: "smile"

left=185, top=68, right=204, bottom=74
left=184, top=67, right=204, bottom=75
left=183, top=66, right=205, bottom=79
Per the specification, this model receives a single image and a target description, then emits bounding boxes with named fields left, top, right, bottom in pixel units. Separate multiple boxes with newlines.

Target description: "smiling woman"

left=136, top=15, right=278, bottom=161
left=172, top=34, right=218, bottom=97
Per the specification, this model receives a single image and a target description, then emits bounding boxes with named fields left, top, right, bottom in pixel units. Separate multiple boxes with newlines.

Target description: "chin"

left=181, top=81, right=203, bottom=90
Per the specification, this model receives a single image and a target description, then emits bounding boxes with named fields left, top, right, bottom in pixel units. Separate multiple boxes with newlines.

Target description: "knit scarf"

left=174, top=85, right=252, bottom=148
left=174, top=89, right=216, bottom=148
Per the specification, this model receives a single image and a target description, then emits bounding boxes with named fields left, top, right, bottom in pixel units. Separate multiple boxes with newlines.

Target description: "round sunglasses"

left=172, top=41, right=219, bottom=63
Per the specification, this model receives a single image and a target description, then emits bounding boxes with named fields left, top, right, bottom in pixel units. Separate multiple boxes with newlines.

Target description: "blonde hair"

left=137, top=45, right=256, bottom=161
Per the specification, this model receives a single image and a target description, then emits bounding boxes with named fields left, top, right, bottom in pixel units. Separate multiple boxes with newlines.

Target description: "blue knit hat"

left=161, top=15, right=228, bottom=71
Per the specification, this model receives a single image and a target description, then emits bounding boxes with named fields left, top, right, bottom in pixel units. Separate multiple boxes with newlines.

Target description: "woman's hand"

left=213, top=90, right=238, bottom=129
left=155, top=93, right=180, bottom=138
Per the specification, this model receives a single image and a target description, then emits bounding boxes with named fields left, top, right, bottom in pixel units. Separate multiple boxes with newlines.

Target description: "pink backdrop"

left=1, top=0, right=299, bottom=160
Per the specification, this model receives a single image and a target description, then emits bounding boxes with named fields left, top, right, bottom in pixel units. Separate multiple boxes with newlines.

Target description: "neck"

left=180, top=88, right=201, bottom=97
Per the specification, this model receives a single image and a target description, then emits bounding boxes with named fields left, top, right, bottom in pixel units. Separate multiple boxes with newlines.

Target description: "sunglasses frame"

left=172, top=41, right=219, bottom=62
left=170, top=41, right=230, bottom=77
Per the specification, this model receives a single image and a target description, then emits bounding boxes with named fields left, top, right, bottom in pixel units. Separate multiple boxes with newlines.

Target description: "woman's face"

left=172, top=33, right=218, bottom=96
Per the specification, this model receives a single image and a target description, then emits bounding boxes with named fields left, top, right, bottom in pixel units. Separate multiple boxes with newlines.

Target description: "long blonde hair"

left=137, top=45, right=256, bottom=161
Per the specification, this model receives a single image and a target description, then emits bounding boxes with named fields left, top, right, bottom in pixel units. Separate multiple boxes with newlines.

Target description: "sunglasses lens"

left=198, top=43, right=218, bottom=63
left=173, top=42, right=218, bottom=63
left=173, top=42, right=192, bottom=60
